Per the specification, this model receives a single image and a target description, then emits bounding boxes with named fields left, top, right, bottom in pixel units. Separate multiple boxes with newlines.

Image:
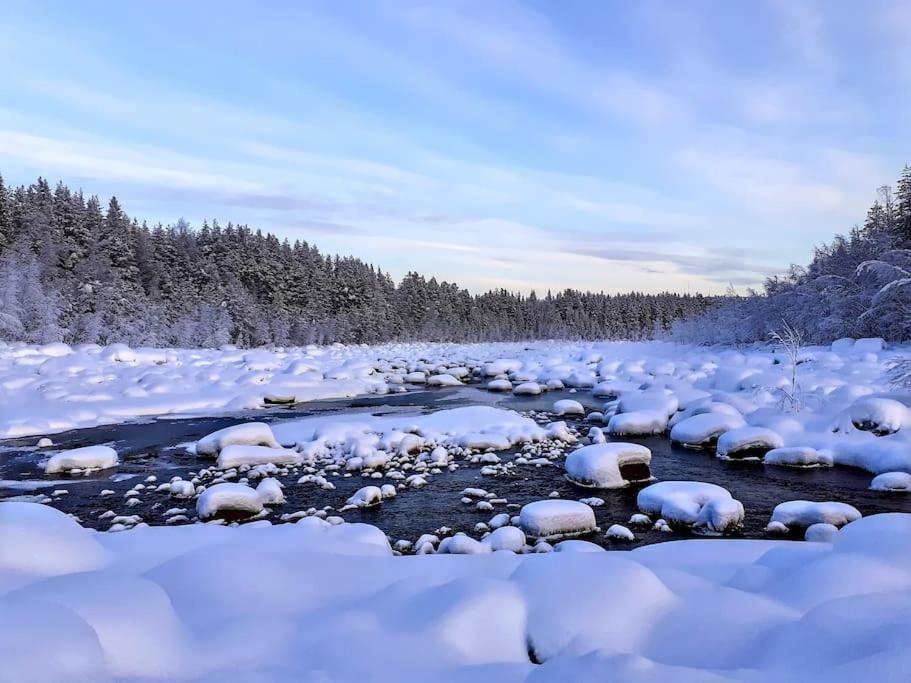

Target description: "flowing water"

left=3, top=386, right=910, bottom=549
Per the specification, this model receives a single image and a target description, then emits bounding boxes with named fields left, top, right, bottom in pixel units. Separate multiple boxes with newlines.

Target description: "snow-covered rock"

left=870, top=471, right=911, bottom=492
left=482, top=526, right=526, bottom=552
left=427, top=373, right=462, bottom=387
left=44, top=445, right=119, bottom=474
left=196, top=422, right=280, bottom=457
left=767, top=500, right=862, bottom=531
left=552, top=399, right=585, bottom=416
left=486, top=378, right=512, bottom=392
left=513, top=381, right=543, bottom=396
left=670, top=412, right=746, bottom=448
left=518, top=500, right=599, bottom=540
left=764, top=446, right=833, bottom=468
left=850, top=397, right=910, bottom=436
left=605, top=524, right=635, bottom=541
left=607, top=410, right=668, bottom=436
left=345, top=486, right=383, bottom=509
left=196, top=482, right=264, bottom=519
left=215, top=444, right=303, bottom=469
left=638, top=481, right=744, bottom=534
left=716, top=426, right=784, bottom=460
left=564, top=442, right=651, bottom=489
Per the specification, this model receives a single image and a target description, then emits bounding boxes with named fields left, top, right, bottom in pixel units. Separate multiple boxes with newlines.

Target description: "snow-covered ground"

left=2, top=337, right=908, bottom=476
left=2, top=501, right=911, bottom=681
left=2, top=337, right=911, bottom=680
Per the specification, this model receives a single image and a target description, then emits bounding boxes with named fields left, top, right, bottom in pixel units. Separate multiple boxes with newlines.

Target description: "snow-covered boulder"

left=552, top=399, right=584, bottom=416
left=196, top=483, right=264, bottom=520
left=606, top=410, right=668, bottom=436
left=564, top=443, right=651, bottom=489
left=519, top=500, right=599, bottom=540
left=850, top=397, right=910, bottom=436
left=215, top=444, right=303, bottom=469
left=196, top=422, right=280, bottom=457
left=764, top=446, right=833, bottom=468
left=513, top=382, right=543, bottom=396
left=670, top=413, right=746, bottom=448
left=870, top=471, right=911, bottom=492
left=486, top=378, right=512, bottom=392
left=345, top=486, right=383, bottom=509
left=427, top=373, right=462, bottom=387
left=605, top=524, right=635, bottom=541
left=0, top=502, right=109, bottom=576
left=483, top=526, right=526, bottom=552
left=255, top=477, right=285, bottom=505
left=637, top=481, right=744, bottom=534
left=767, top=500, right=861, bottom=531
left=44, top=445, right=119, bottom=474
left=805, top=523, right=839, bottom=542
left=437, top=534, right=491, bottom=555
left=716, top=426, right=784, bottom=460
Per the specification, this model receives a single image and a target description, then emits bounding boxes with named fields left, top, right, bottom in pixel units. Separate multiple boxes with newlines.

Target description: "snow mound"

left=768, top=500, right=862, bottom=531
left=805, top=523, right=839, bottom=542
left=638, top=481, right=744, bottom=534
left=427, top=373, right=462, bottom=387
left=0, top=502, right=109, bottom=576
left=670, top=412, right=746, bottom=448
left=607, top=410, right=668, bottom=436
left=513, top=381, right=543, bottom=396
left=44, top=445, right=119, bottom=474
left=870, top=471, right=911, bottom=492
left=519, top=500, right=599, bottom=540
left=215, top=444, right=303, bottom=469
left=564, top=442, right=651, bottom=489
left=716, top=426, right=784, bottom=460
left=764, top=446, right=833, bottom=468
left=850, top=397, right=910, bottom=435
left=196, top=422, right=280, bottom=457
left=196, top=483, right=264, bottom=519
left=552, top=399, right=585, bottom=416
left=482, top=526, right=526, bottom=552
left=345, top=485, right=383, bottom=509
left=486, top=378, right=512, bottom=392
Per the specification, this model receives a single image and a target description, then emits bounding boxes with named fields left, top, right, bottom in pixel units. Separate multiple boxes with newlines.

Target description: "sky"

left=1, top=0, right=909, bottom=295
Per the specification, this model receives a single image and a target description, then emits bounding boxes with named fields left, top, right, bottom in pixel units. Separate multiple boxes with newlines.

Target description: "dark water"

left=2, top=386, right=910, bottom=549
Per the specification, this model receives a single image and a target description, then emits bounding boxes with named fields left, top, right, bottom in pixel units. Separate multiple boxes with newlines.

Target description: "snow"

left=44, top=445, right=119, bottom=474
left=564, top=442, right=652, bottom=489
left=215, top=444, right=303, bottom=469
left=870, top=471, right=911, bottom=491
left=552, top=399, right=584, bottom=416
left=4, top=502, right=911, bottom=679
left=850, top=396, right=911, bottom=435
left=605, top=524, right=635, bottom=541
left=345, top=485, right=384, bottom=509
left=427, top=373, right=462, bottom=387
left=513, top=381, right=544, bottom=395
left=715, top=426, right=784, bottom=459
left=196, top=422, right=281, bottom=457
left=195, top=483, right=264, bottom=519
left=637, top=481, right=744, bottom=534
left=764, top=446, right=833, bottom=468
left=768, top=500, right=862, bottom=530
left=669, top=412, right=746, bottom=448
left=607, top=409, right=669, bottom=436
left=519, top=500, right=599, bottom=540
left=4, top=339, right=911, bottom=678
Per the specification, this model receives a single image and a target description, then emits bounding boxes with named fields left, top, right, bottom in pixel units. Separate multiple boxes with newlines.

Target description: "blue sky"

left=1, top=0, right=908, bottom=294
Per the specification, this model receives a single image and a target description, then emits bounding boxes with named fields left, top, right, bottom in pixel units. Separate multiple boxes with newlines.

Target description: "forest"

left=672, top=165, right=911, bottom=345
left=0, top=175, right=711, bottom=347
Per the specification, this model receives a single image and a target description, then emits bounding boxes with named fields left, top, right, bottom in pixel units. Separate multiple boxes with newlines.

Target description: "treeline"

left=672, top=165, right=911, bottom=344
left=0, top=175, right=711, bottom=347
